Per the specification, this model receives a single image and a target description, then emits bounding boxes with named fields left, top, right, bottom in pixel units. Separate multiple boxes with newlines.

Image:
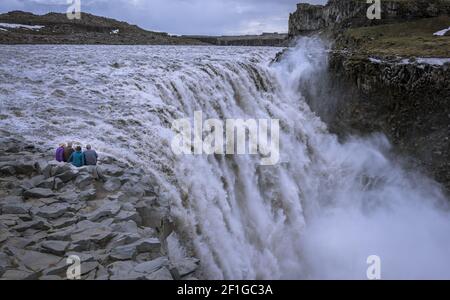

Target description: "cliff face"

left=288, top=1, right=450, bottom=191
left=289, top=0, right=450, bottom=36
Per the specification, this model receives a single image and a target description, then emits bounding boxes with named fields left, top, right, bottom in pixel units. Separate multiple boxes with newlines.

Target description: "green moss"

left=342, top=16, right=450, bottom=57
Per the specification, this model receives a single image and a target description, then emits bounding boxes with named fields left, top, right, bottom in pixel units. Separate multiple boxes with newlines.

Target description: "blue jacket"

left=68, top=151, right=85, bottom=167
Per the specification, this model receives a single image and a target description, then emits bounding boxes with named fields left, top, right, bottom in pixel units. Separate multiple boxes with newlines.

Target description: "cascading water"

left=0, top=39, right=449, bottom=279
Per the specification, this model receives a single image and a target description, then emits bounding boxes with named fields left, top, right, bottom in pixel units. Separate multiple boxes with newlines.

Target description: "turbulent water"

left=1, top=40, right=450, bottom=279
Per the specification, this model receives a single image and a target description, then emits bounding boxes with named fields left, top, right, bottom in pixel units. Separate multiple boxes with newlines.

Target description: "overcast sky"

left=0, top=0, right=327, bottom=35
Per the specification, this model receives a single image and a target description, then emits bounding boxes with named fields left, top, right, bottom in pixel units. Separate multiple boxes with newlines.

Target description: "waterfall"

left=1, top=41, right=449, bottom=279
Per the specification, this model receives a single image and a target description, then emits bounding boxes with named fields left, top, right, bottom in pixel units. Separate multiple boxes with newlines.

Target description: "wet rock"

left=14, top=249, right=62, bottom=272
left=53, top=178, right=64, bottom=190
left=36, top=203, right=71, bottom=219
left=144, top=267, right=173, bottom=280
left=98, top=165, right=125, bottom=177
left=2, top=202, right=31, bottom=215
left=112, top=220, right=139, bottom=234
left=23, top=188, right=55, bottom=199
left=0, top=166, right=16, bottom=176
left=135, top=202, right=167, bottom=228
left=37, top=178, right=56, bottom=190
left=41, top=240, right=70, bottom=256
left=134, top=257, right=169, bottom=275
left=0, top=215, right=20, bottom=227
left=174, top=258, right=200, bottom=277
left=75, top=173, right=93, bottom=189
left=50, top=217, right=78, bottom=229
left=14, top=219, right=50, bottom=232
left=0, top=253, right=10, bottom=277
left=39, top=275, right=63, bottom=280
left=57, top=169, right=78, bottom=183
left=84, top=202, right=121, bottom=222
left=103, top=178, right=122, bottom=192
left=71, top=226, right=115, bottom=251
left=107, top=261, right=143, bottom=280
left=79, top=188, right=97, bottom=201
left=114, top=210, right=140, bottom=223
left=109, top=238, right=160, bottom=261
left=50, top=163, right=71, bottom=177
left=1, top=269, right=40, bottom=280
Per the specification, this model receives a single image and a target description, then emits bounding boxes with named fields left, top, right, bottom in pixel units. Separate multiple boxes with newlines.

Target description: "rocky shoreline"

left=0, top=136, right=200, bottom=280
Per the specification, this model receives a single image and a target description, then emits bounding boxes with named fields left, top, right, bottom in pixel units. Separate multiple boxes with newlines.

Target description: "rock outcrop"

left=0, top=137, right=200, bottom=280
left=289, top=0, right=450, bottom=36
left=287, top=0, right=450, bottom=192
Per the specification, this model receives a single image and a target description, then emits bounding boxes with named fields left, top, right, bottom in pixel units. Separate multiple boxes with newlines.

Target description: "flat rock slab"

left=41, top=240, right=70, bottom=256
left=36, top=203, right=71, bottom=219
left=12, top=249, right=62, bottom=272
left=23, top=188, right=55, bottom=199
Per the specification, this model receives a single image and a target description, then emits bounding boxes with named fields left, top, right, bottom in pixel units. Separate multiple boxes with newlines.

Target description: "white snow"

left=370, top=56, right=450, bottom=66
left=0, top=28, right=8, bottom=32
left=110, top=29, right=120, bottom=34
left=433, top=26, right=450, bottom=36
left=369, top=57, right=383, bottom=64
left=0, top=23, right=44, bottom=30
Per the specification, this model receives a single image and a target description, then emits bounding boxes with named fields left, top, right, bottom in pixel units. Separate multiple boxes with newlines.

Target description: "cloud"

left=0, top=0, right=327, bottom=35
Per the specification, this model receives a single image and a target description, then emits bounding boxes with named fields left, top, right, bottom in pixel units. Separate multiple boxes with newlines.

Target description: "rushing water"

left=0, top=40, right=449, bottom=279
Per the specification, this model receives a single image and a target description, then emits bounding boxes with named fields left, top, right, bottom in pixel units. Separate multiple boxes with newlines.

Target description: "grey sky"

left=0, top=0, right=327, bottom=35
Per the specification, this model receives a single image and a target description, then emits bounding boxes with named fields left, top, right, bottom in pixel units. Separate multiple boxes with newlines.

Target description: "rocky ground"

left=0, top=136, right=200, bottom=280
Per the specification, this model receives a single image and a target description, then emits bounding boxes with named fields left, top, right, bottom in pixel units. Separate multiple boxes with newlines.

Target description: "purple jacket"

left=56, top=147, right=65, bottom=162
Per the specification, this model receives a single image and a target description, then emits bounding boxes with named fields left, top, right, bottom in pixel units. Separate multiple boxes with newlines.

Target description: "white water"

left=0, top=40, right=449, bottom=279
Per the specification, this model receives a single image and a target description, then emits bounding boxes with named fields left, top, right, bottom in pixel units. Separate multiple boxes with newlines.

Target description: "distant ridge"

left=0, top=11, right=204, bottom=45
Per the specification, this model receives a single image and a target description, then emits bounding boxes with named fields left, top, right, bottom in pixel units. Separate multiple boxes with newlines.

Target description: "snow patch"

left=0, top=23, right=44, bottom=30
left=110, top=29, right=120, bottom=34
left=433, top=27, right=450, bottom=36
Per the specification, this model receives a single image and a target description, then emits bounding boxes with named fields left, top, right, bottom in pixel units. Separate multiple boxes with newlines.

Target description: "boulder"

left=23, top=188, right=55, bottom=199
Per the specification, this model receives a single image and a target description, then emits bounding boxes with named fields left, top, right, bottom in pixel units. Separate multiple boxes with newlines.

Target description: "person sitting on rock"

left=83, top=144, right=98, bottom=166
left=55, top=143, right=65, bottom=162
left=68, top=146, right=85, bottom=167
left=63, top=142, right=74, bottom=162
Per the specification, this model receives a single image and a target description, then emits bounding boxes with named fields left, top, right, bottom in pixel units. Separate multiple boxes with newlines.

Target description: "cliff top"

left=342, top=15, right=450, bottom=57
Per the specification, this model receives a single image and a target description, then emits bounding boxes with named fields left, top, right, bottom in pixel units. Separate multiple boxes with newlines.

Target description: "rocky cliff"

left=288, top=0, right=450, bottom=192
left=289, top=0, right=450, bottom=36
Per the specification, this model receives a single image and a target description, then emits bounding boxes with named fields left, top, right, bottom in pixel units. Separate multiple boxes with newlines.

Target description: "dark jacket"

left=83, top=149, right=98, bottom=166
left=64, top=147, right=74, bottom=162
left=68, top=151, right=85, bottom=167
